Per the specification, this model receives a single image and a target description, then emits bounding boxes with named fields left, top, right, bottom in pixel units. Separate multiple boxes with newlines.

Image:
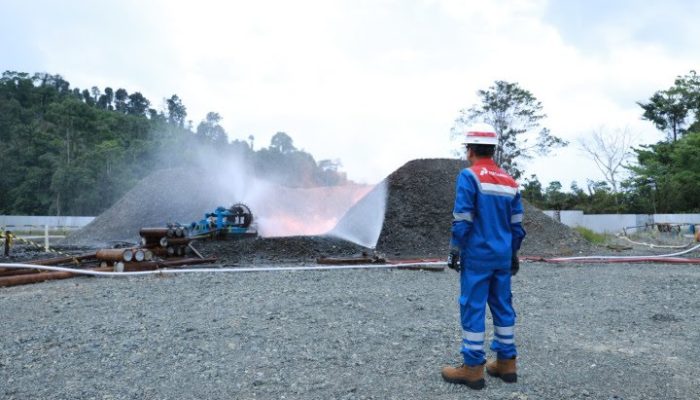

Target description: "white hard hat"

left=463, top=122, right=499, bottom=146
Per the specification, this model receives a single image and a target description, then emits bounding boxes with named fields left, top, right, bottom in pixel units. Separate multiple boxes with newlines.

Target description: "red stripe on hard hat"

left=467, top=131, right=497, bottom=137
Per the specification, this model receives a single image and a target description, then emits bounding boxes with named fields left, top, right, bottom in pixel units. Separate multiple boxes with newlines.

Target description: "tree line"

left=0, top=71, right=348, bottom=216
left=456, top=71, right=700, bottom=214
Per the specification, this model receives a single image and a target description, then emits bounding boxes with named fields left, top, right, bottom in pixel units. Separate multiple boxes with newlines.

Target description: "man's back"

left=452, top=158, right=523, bottom=270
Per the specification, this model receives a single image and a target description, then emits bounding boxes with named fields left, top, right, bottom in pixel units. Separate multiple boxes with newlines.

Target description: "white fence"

left=1, top=215, right=95, bottom=251
left=542, top=210, right=700, bottom=234
left=0, top=215, right=95, bottom=230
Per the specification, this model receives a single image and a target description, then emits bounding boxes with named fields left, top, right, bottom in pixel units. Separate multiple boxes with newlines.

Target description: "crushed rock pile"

left=67, top=168, right=222, bottom=246
left=336, top=158, right=592, bottom=259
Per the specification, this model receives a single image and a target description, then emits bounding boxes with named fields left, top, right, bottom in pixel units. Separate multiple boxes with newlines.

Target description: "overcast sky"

left=3, top=0, right=699, bottom=187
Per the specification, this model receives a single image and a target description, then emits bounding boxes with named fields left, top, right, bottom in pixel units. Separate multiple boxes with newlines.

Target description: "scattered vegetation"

left=573, top=226, right=607, bottom=244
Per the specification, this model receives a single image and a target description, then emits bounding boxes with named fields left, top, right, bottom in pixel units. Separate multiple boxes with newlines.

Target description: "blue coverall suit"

left=451, top=158, right=526, bottom=366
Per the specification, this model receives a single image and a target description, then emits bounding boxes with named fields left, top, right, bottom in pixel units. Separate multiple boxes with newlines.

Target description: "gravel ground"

left=2, top=261, right=699, bottom=399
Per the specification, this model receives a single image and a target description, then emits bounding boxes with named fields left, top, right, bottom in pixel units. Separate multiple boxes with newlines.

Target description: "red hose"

left=520, top=256, right=700, bottom=264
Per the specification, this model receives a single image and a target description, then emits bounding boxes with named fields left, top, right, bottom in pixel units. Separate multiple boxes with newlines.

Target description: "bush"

left=574, top=226, right=606, bottom=244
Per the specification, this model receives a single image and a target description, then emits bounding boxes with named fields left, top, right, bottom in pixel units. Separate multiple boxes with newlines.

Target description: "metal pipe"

left=123, top=261, right=159, bottom=271
left=139, top=228, right=169, bottom=238
left=133, top=249, right=145, bottom=262
left=188, top=242, right=204, bottom=259
left=149, top=247, right=168, bottom=257
left=140, top=237, right=162, bottom=247
left=28, top=252, right=97, bottom=266
left=0, top=268, right=41, bottom=277
left=176, top=246, right=186, bottom=257
left=159, top=257, right=218, bottom=267
left=159, top=237, right=189, bottom=247
left=0, top=269, right=77, bottom=287
left=95, top=249, right=134, bottom=263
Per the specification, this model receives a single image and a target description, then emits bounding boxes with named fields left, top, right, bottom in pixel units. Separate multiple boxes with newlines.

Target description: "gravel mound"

left=66, top=168, right=225, bottom=246
left=337, top=158, right=592, bottom=258
left=1, top=261, right=698, bottom=399
left=519, top=202, right=593, bottom=256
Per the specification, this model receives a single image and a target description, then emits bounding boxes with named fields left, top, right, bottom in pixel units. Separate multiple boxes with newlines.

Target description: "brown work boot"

left=486, top=357, right=517, bottom=383
left=441, top=363, right=485, bottom=390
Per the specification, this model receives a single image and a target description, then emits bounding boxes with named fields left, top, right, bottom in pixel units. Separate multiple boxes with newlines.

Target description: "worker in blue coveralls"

left=441, top=122, right=526, bottom=390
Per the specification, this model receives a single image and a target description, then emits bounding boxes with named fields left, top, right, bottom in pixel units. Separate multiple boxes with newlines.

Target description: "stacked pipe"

left=0, top=223, right=206, bottom=287
left=95, top=248, right=154, bottom=270
left=139, top=224, right=190, bottom=259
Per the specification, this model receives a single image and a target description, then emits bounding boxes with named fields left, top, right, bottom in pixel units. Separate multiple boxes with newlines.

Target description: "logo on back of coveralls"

left=480, top=167, right=488, bottom=176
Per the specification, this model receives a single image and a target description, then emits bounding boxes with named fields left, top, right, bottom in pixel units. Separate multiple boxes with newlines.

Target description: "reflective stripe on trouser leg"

left=488, top=267, right=517, bottom=359
left=461, top=330, right=485, bottom=358
left=459, top=268, right=493, bottom=366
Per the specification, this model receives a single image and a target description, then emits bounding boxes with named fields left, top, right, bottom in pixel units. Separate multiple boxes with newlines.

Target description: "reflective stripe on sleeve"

left=511, top=213, right=523, bottom=223
left=453, top=212, right=473, bottom=222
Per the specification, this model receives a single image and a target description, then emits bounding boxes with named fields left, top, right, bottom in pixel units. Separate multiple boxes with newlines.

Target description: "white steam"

left=184, top=144, right=387, bottom=248
left=327, top=180, right=388, bottom=248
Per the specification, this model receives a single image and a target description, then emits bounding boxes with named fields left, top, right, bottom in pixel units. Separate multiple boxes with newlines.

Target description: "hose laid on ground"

left=0, top=261, right=445, bottom=277
left=618, top=235, right=691, bottom=249
left=4, top=243, right=700, bottom=281
left=544, top=242, right=700, bottom=262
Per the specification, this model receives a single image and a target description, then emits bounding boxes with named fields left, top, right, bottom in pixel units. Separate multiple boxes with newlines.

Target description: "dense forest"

left=0, top=71, right=348, bottom=216
left=521, top=70, right=700, bottom=214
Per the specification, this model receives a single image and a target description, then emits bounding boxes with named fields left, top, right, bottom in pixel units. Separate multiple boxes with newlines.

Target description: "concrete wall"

left=654, top=214, right=700, bottom=225
left=542, top=211, right=700, bottom=234
left=0, top=215, right=95, bottom=229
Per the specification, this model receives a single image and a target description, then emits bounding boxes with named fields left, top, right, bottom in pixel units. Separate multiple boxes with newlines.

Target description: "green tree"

left=633, top=132, right=700, bottom=212
left=270, top=131, right=296, bottom=154
left=98, top=86, right=114, bottom=110
left=195, top=112, right=228, bottom=146
left=166, top=94, right=187, bottom=127
left=638, top=89, right=689, bottom=142
left=114, top=88, right=129, bottom=113
left=520, top=174, right=545, bottom=207
left=452, top=80, right=567, bottom=178
left=127, top=92, right=150, bottom=116
left=544, top=181, right=566, bottom=210
left=637, top=70, right=700, bottom=142
left=81, top=89, right=94, bottom=106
